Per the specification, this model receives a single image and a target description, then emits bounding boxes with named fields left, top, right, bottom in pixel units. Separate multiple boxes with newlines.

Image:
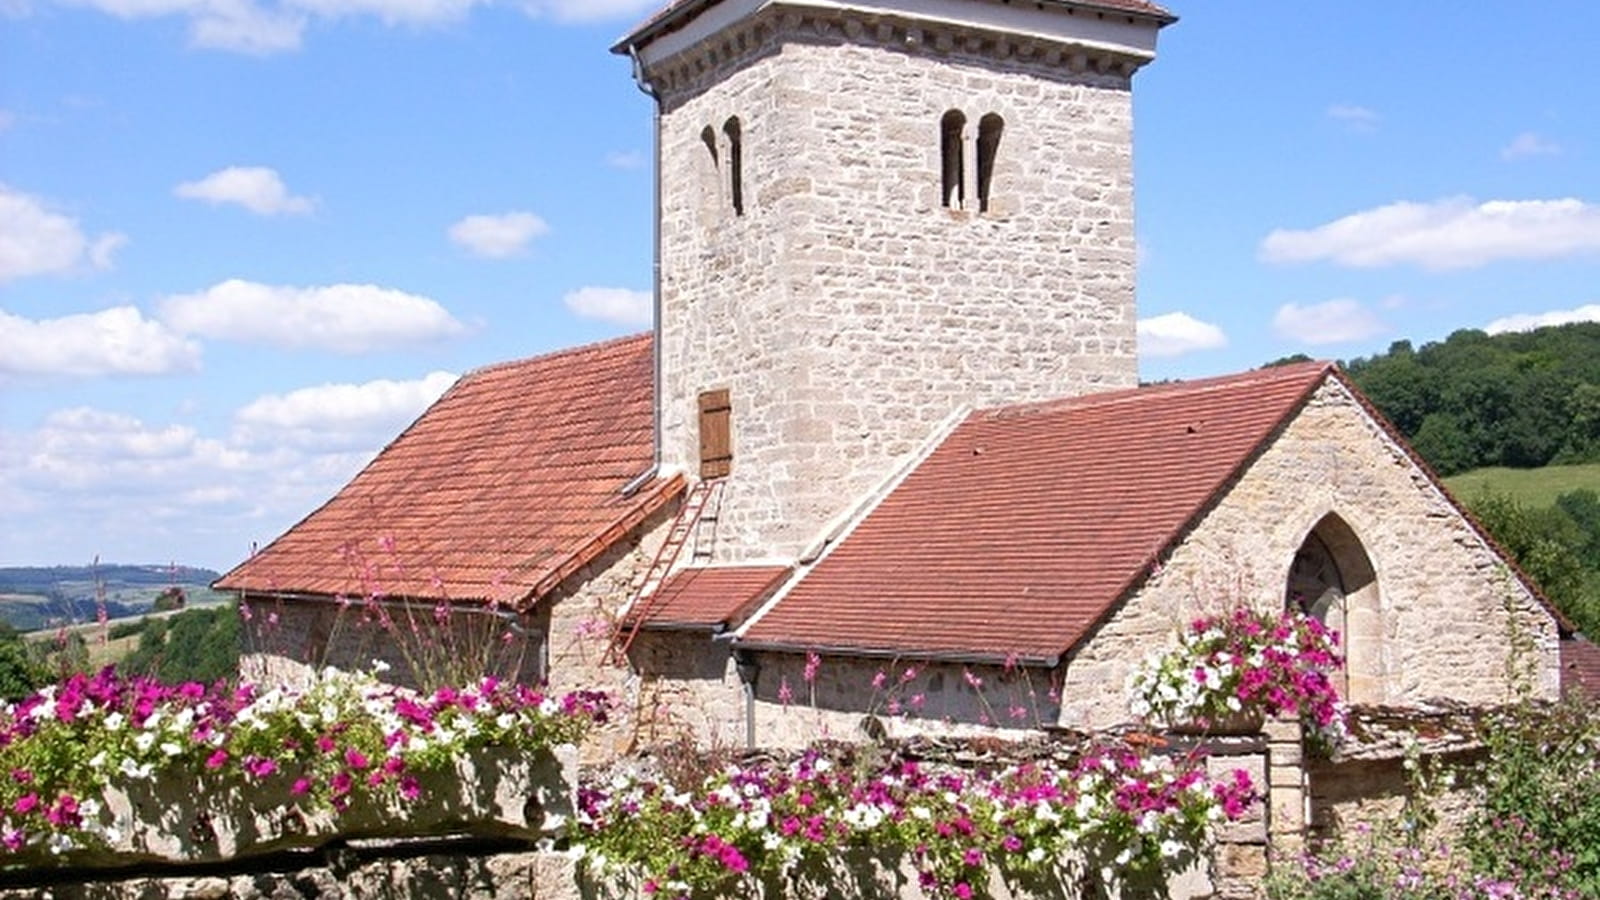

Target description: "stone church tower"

left=615, top=1, right=1173, bottom=562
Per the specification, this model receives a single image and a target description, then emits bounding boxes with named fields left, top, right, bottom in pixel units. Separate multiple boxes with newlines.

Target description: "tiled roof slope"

left=740, top=362, right=1333, bottom=662
left=615, top=0, right=1176, bottom=53
left=634, top=565, right=792, bottom=630
left=1562, top=636, right=1600, bottom=698
left=216, top=334, right=681, bottom=609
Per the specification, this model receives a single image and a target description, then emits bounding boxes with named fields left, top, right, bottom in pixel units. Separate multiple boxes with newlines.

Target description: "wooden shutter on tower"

left=699, top=389, right=732, bottom=478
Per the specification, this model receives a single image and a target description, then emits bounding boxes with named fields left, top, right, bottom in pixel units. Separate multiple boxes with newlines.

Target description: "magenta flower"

left=206, top=749, right=229, bottom=770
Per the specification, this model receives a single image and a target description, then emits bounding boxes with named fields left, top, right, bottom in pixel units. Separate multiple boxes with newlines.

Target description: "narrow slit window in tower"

left=724, top=117, right=744, bottom=216
left=940, top=110, right=966, bottom=209
left=977, top=113, right=1004, bottom=213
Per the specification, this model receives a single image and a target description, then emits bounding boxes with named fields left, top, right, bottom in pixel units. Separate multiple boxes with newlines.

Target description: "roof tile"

left=215, top=334, right=681, bottom=609
left=740, top=363, right=1333, bottom=662
left=1562, top=636, right=1600, bottom=698
left=635, top=565, right=792, bottom=630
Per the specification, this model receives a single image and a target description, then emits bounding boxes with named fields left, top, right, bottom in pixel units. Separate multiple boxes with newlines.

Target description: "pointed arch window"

left=1285, top=513, right=1382, bottom=703
left=940, top=109, right=966, bottom=209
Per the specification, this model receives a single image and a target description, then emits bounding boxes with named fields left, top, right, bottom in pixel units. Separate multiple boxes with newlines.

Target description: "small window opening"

left=976, top=113, right=1004, bottom=213
left=940, top=110, right=966, bottom=209
left=698, top=389, right=732, bottom=479
left=701, top=125, right=719, bottom=167
left=723, top=117, right=744, bottom=216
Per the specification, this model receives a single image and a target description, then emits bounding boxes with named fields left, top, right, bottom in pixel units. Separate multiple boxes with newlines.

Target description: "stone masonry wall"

left=652, top=9, right=1141, bottom=564
left=629, top=639, right=1062, bottom=751
left=1055, top=377, right=1561, bottom=734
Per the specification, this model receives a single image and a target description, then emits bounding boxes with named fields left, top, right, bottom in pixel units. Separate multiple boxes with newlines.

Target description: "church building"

left=217, top=0, right=1579, bottom=883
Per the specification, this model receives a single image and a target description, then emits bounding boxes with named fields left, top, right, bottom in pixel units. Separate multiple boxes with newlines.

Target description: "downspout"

left=734, top=649, right=760, bottom=750
left=621, top=42, right=665, bottom=499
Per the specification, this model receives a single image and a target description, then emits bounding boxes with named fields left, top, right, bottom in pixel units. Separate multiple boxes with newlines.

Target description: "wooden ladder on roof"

left=603, top=478, right=727, bottom=666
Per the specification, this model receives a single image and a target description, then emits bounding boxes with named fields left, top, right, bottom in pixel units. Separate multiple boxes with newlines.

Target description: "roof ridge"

left=983, top=361, right=1334, bottom=421
left=460, top=331, right=651, bottom=381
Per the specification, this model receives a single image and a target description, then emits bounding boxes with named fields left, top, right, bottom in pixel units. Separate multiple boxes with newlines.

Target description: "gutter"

left=729, top=638, right=1059, bottom=670
left=620, top=43, right=666, bottom=500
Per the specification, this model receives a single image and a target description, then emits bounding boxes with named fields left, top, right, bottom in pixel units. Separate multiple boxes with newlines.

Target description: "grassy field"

left=1444, top=462, right=1600, bottom=509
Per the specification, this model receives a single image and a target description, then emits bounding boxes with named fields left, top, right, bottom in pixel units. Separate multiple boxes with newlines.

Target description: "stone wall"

left=628, top=635, right=1063, bottom=750
left=651, top=8, right=1141, bottom=564
left=0, top=842, right=1244, bottom=900
left=1055, top=377, right=1561, bottom=733
left=241, top=503, right=675, bottom=766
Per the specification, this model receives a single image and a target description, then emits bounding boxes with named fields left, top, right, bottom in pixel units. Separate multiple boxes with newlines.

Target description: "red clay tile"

left=215, top=334, right=681, bottom=610
left=1562, top=636, right=1600, bottom=698
left=633, top=565, right=792, bottom=630
left=740, top=363, right=1338, bottom=662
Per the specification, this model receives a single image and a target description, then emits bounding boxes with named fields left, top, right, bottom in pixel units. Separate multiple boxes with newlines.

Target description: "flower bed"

left=576, top=744, right=1257, bottom=899
left=0, top=666, right=607, bottom=865
left=1128, top=607, right=1346, bottom=745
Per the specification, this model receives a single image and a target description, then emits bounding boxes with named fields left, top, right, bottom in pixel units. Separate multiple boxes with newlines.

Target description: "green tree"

left=0, top=624, right=46, bottom=700
left=1411, top=413, right=1475, bottom=475
left=1469, top=490, right=1600, bottom=636
left=122, top=606, right=240, bottom=684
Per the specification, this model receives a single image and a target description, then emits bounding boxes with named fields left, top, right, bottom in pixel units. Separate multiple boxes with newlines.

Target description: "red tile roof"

left=614, top=0, right=1176, bottom=54
left=633, top=565, right=792, bottom=631
left=1562, top=636, right=1600, bottom=698
left=215, top=334, right=682, bottom=609
left=740, top=363, right=1337, bottom=662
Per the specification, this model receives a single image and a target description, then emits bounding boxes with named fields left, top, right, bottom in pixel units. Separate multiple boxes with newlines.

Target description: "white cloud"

left=159, top=279, right=468, bottom=353
left=0, top=183, right=125, bottom=282
left=0, top=306, right=201, bottom=377
left=0, top=401, right=379, bottom=567
left=41, top=0, right=655, bottom=54
left=604, top=150, right=644, bottom=170
left=1326, top=104, right=1378, bottom=132
left=1501, top=131, right=1562, bottom=161
left=233, top=371, right=457, bottom=449
left=1485, top=303, right=1600, bottom=335
left=89, top=232, right=129, bottom=269
left=175, top=166, right=315, bottom=215
left=1137, top=311, right=1227, bottom=358
left=563, top=286, right=652, bottom=327
left=447, top=211, right=549, bottom=258
left=1260, top=197, right=1600, bottom=270
left=1272, top=299, right=1386, bottom=346
left=517, top=0, right=655, bottom=22
left=50, top=0, right=307, bottom=54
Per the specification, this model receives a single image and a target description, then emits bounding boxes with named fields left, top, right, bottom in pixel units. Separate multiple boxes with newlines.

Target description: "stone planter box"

left=12, top=744, right=576, bottom=869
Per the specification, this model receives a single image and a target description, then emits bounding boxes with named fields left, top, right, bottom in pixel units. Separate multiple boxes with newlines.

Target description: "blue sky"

left=3, top=0, right=1599, bottom=571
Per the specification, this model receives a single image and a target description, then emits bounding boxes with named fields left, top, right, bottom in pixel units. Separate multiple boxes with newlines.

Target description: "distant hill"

left=0, top=565, right=226, bottom=633
left=1343, top=322, right=1600, bottom=476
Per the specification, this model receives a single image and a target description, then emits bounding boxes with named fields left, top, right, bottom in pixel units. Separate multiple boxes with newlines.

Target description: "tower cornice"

left=615, top=0, right=1171, bottom=86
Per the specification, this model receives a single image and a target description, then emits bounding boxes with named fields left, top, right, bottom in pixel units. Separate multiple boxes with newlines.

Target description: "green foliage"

left=1269, top=699, right=1597, bottom=900
left=1344, top=322, right=1600, bottom=475
left=1464, top=698, right=1600, bottom=895
left=106, top=620, right=145, bottom=641
left=1464, top=489, right=1600, bottom=637
left=0, top=625, right=47, bottom=701
left=121, top=605, right=240, bottom=684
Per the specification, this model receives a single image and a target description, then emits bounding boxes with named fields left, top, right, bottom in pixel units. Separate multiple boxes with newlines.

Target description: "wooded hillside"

left=1344, top=322, right=1600, bottom=476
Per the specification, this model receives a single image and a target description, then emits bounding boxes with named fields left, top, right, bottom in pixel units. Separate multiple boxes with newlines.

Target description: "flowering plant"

left=1128, top=607, right=1346, bottom=744
left=0, top=665, right=608, bottom=858
left=577, top=743, right=1256, bottom=899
